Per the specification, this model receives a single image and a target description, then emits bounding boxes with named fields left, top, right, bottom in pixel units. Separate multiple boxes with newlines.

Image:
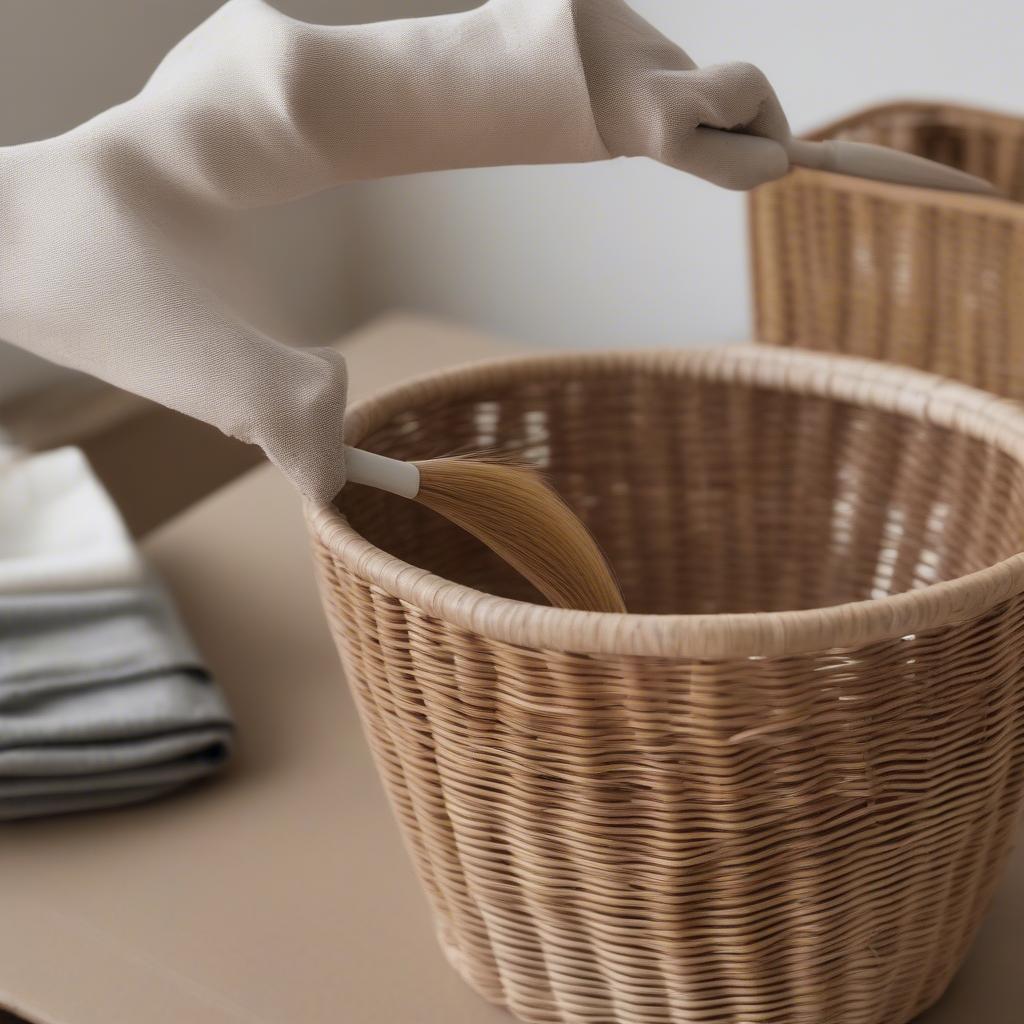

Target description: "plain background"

left=2, top=0, right=1023, bottom=402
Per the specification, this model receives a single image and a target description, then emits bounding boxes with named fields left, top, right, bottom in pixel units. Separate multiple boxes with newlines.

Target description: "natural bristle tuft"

left=412, top=456, right=626, bottom=614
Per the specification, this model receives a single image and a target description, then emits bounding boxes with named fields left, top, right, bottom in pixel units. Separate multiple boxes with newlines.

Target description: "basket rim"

left=807, top=96, right=1024, bottom=141
left=307, top=345, right=1024, bottom=660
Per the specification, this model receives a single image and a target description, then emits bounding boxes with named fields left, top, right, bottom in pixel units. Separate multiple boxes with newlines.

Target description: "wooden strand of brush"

left=343, top=445, right=625, bottom=612
left=413, top=456, right=626, bottom=614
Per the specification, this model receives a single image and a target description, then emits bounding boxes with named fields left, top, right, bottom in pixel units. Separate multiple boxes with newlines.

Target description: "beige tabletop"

left=1, top=315, right=1022, bottom=1024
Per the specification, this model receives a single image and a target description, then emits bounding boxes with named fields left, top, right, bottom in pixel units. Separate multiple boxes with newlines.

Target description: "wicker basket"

left=307, top=346, right=1024, bottom=1024
left=750, top=101, right=1024, bottom=397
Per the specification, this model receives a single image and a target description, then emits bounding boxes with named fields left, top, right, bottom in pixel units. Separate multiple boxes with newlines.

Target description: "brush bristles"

left=412, top=456, right=626, bottom=614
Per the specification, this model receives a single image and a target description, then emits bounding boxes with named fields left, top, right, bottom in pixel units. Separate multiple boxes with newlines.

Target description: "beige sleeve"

left=0, top=0, right=787, bottom=502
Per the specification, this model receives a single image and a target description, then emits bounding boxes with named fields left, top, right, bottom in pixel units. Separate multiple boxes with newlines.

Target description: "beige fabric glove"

left=574, top=0, right=791, bottom=189
left=0, top=0, right=790, bottom=503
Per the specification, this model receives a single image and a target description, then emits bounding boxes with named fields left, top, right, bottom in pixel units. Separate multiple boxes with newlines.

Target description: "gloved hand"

left=573, top=0, right=791, bottom=188
left=0, top=0, right=790, bottom=504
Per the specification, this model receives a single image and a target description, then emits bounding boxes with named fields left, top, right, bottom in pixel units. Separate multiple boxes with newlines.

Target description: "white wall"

left=347, top=0, right=1024, bottom=349
left=3, top=0, right=1023, bottom=401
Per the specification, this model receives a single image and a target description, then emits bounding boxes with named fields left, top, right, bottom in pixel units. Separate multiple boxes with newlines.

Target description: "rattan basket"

left=750, top=101, right=1024, bottom=397
left=307, top=345, right=1024, bottom=1024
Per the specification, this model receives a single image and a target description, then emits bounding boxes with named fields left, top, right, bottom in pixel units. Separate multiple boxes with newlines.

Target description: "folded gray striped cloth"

left=0, top=449, right=234, bottom=821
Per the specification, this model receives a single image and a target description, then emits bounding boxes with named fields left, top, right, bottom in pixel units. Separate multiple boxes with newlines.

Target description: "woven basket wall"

left=307, top=346, right=1024, bottom=1024
left=750, top=101, right=1024, bottom=397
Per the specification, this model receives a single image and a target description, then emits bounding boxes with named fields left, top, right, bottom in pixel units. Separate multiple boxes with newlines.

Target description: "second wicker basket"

left=750, top=100, right=1024, bottom=397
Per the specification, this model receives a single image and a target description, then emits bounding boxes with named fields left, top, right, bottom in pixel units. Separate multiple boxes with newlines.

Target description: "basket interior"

left=337, top=365, right=1024, bottom=615
left=818, top=103, right=1024, bottom=201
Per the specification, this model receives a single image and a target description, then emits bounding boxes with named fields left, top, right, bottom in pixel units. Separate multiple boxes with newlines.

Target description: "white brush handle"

left=695, top=126, right=996, bottom=196
left=787, top=137, right=995, bottom=195
left=344, top=445, right=421, bottom=499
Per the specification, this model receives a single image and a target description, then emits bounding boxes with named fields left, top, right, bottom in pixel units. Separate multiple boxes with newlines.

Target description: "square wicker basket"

left=749, top=100, right=1024, bottom=396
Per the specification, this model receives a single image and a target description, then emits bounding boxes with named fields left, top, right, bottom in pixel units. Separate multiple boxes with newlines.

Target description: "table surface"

left=1, top=315, right=1022, bottom=1024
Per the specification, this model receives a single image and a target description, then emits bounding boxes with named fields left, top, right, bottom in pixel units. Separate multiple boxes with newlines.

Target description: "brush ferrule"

left=344, top=446, right=421, bottom=499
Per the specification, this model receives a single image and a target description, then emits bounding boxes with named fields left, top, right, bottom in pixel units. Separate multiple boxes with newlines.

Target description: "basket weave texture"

left=308, top=346, right=1024, bottom=1024
left=750, top=101, right=1024, bottom=398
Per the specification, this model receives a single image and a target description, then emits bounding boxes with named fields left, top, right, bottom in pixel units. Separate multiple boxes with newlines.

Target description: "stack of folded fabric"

left=0, top=447, right=234, bottom=820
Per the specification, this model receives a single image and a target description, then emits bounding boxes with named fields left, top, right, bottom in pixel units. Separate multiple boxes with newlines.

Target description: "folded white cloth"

left=0, top=447, right=144, bottom=593
left=0, top=0, right=789, bottom=504
left=0, top=449, right=234, bottom=820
